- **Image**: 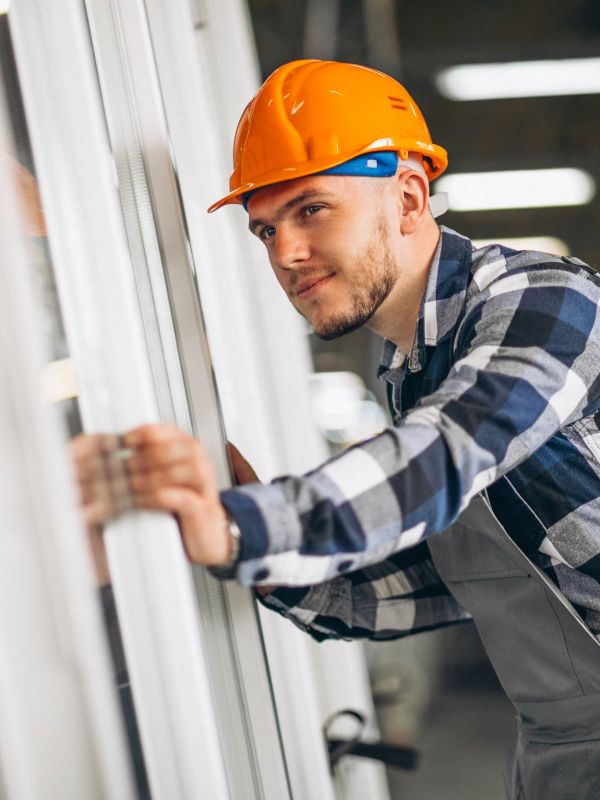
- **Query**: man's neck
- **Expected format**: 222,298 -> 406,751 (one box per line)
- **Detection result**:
368,223 -> 441,352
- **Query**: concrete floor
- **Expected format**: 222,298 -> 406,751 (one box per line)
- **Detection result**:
386,687 -> 517,800
365,622 -> 519,800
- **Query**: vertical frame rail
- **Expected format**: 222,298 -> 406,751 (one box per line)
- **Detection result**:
9,2 -> 231,798
0,71 -> 136,800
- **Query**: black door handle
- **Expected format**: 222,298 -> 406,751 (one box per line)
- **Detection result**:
324,708 -> 419,772
327,738 -> 419,771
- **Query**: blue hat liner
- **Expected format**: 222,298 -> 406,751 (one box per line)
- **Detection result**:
242,151 -> 399,210
319,150 -> 399,177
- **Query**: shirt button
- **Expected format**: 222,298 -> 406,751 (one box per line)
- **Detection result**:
337,560 -> 353,573
253,568 -> 270,582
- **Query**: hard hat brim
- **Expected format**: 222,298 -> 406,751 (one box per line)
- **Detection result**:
207,141 -> 448,213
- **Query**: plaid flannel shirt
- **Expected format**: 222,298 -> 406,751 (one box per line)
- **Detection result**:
220,226 -> 600,642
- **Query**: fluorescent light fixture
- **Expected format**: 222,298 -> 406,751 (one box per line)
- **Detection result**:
435,168 -> 595,212
472,237 -> 569,256
436,58 -> 600,101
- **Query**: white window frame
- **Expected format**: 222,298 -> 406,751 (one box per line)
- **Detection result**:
8,2 -> 234,798
0,72 -> 136,800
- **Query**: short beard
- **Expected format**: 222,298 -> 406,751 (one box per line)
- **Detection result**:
311,217 -> 398,341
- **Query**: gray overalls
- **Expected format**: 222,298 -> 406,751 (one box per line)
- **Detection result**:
427,492 -> 600,800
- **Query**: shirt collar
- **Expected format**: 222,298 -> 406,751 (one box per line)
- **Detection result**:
377,226 -> 473,381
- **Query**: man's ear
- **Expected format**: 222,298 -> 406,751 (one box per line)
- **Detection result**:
395,170 -> 430,234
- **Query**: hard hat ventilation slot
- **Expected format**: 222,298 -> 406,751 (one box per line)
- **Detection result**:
388,95 -> 408,110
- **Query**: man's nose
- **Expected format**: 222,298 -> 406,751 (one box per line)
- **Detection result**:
272,225 -> 311,270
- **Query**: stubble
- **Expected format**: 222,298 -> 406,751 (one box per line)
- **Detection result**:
310,216 -> 399,340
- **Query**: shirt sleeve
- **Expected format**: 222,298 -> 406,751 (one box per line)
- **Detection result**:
256,542 -> 471,642
221,264 -> 600,587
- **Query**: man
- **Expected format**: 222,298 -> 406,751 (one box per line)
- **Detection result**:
75,61 -> 600,798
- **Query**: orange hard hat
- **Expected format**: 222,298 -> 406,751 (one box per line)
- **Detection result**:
208,59 -> 447,213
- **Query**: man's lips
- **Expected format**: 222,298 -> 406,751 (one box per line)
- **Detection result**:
295,274 -> 335,299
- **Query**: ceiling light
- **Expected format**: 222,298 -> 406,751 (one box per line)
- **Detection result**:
436,58 -> 600,100
435,168 -> 595,212
471,237 -> 569,256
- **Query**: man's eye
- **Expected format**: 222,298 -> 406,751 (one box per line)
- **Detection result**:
304,204 -> 323,216
260,226 -> 276,241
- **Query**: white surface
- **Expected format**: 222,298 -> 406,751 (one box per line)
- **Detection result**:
10,1 -> 230,797
0,73 -> 135,800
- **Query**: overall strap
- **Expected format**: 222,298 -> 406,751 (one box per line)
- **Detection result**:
480,488 -> 600,649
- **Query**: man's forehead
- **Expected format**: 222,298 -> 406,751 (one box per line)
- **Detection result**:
247,174 -> 343,218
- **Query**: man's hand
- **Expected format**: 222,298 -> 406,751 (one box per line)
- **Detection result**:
123,424 -> 231,567
70,425 -> 233,568
69,425 -> 275,585
69,432 -> 130,585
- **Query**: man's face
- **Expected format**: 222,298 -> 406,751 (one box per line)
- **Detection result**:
247,174 -> 402,340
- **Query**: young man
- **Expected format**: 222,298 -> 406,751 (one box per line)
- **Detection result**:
76,61 -> 600,798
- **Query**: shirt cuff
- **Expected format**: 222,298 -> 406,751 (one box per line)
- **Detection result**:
219,482 -> 303,572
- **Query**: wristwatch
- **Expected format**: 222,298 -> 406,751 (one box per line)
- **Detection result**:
209,512 -> 242,579
223,513 -> 241,568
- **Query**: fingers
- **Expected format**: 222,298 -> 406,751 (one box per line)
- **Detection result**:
69,434 -> 129,586
127,439 -> 193,471
70,433 -> 131,527
132,486 -> 230,565
123,423 -> 191,449
122,427 -> 229,565
70,424 -> 233,567
120,425 -> 231,565
127,438 -> 218,502
125,425 -> 213,484
70,433 -> 122,482
70,432 -> 121,458
71,426 -> 216,518
128,458 -> 215,498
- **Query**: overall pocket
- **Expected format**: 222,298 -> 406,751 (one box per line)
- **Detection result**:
428,516 -> 584,704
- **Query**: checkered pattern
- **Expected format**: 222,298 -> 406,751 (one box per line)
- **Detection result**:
220,226 -> 600,641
